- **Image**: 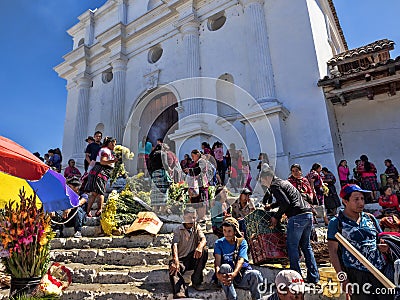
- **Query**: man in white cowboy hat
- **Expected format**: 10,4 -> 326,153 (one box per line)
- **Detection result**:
266,269 -> 305,300
214,217 -> 264,300
169,207 -> 208,299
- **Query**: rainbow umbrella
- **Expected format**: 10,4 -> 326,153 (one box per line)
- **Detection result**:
0,136 -> 79,212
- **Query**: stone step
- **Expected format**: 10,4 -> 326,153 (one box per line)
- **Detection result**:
59,282 -> 251,300
57,222 -> 183,237
50,232 -> 218,250
59,282 -> 342,300
60,225 -> 102,237
51,234 -> 173,250
51,246 -> 217,267
64,259 -> 282,285
64,263 -> 216,285
50,247 -> 172,267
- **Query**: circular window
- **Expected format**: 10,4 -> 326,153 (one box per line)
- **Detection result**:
102,71 -> 113,84
148,46 -> 163,64
208,14 -> 226,31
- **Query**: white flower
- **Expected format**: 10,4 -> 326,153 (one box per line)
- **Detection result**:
114,145 -> 135,160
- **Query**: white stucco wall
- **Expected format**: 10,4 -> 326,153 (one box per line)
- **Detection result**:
265,0 -> 341,174
335,94 -> 400,176
57,0 -> 347,178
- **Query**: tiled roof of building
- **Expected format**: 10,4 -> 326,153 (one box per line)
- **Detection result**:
320,56 -> 400,81
327,0 -> 348,51
328,39 -> 395,65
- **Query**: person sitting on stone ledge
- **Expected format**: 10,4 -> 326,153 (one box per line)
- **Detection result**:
228,188 -> 255,238
214,217 -> 264,300
51,177 -> 88,238
169,207 -> 208,299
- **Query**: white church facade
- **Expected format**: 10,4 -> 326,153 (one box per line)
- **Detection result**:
55,0 -> 349,178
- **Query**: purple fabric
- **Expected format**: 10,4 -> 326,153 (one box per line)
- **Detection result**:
28,169 -> 79,212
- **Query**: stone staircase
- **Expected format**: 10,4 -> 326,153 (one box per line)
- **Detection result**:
50,232 -> 255,300
45,213 -> 341,300
0,204 -> 343,299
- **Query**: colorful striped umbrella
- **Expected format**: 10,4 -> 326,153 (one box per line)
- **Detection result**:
0,136 -> 79,212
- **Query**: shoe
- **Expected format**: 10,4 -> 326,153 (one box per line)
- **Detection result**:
192,283 -> 208,291
173,292 -> 186,299
95,210 -> 102,217
74,231 -> 82,238
87,211 -> 93,218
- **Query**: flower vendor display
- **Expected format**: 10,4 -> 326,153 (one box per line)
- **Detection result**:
0,189 -> 55,298
110,145 -> 134,183
101,173 -> 152,235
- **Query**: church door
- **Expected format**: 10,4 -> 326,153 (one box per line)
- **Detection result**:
139,92 -> 178,151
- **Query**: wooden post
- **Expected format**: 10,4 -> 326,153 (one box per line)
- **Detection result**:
335,232 -> 395,289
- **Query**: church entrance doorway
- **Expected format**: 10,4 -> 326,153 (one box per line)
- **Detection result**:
139,92 -> 178,151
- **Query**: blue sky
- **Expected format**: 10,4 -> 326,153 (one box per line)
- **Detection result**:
0,0 -> 399,158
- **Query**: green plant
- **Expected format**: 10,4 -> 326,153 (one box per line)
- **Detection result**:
167,181 -> 189,214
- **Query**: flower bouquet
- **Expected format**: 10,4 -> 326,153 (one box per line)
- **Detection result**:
0,189 -> 55,297
33,262 -> 72,297
110,145 -> 134,183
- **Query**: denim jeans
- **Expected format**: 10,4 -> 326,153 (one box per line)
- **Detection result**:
73,207 -> 86,232
286,213 -> 319,283
219,264 -> 263,300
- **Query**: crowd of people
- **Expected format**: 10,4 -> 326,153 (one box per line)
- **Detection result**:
34,134 -> 400,299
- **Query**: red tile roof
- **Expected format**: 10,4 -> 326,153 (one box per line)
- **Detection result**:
328,39 -> 395,65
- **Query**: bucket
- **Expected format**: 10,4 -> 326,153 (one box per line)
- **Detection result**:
9,277 -> 41,298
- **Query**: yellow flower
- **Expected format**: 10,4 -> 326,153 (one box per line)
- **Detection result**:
39,236 -> 48,246
43,223 -> 52,233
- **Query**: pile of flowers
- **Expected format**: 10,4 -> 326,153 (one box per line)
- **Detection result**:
101,173 -> 152,235
126,173 -> 151,202
110,145 -> 135,183
100,190 -> 119,236
0,189 -> 54,279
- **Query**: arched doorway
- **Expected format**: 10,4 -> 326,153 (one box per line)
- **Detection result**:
139,92 -> 178,151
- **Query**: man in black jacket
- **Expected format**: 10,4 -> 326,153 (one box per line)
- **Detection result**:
261,164 -> 319,284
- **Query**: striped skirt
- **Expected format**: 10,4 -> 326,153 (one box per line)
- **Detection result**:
85,163 -> 113,195
150,169 -> 171,207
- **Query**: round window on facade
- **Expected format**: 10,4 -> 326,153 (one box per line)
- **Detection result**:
148,46 -> 163,64
102,70 -> 113,84
207,13 -> 226,31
